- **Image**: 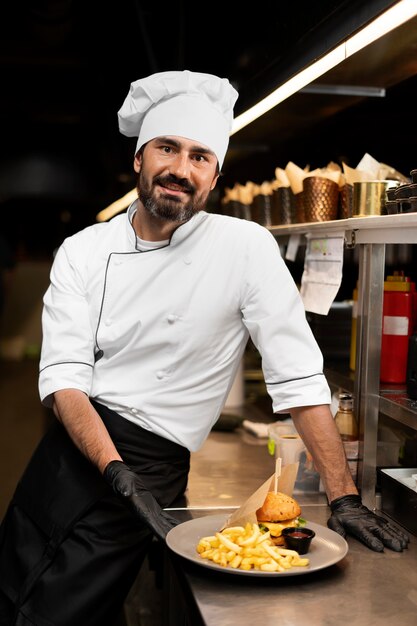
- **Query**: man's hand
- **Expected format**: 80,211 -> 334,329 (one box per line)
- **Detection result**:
104,460 -> 179,541
328,494 -> 409,552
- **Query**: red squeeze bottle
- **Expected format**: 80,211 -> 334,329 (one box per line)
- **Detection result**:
410,279 -> 417,332
380,272 -> 414,384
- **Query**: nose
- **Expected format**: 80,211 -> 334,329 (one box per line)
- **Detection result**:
169,151 -> 190,180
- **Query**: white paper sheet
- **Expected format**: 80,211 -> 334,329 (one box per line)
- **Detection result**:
285,234 -> 300,262
299,231 -> 344,315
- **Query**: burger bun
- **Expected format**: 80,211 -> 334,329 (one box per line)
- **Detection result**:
256,491 -> 301,523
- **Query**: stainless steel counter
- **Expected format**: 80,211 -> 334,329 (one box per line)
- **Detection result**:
163,421 -> 417,626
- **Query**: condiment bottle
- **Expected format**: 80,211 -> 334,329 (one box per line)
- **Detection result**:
334,392 -> 359,482
334,393 -> 358,441
380,271 -> 414,384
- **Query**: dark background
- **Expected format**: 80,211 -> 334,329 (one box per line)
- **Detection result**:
1,0 -> 415,260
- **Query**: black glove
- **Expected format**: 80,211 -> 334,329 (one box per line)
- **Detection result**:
104,460 -> 179,541
328,494 -> 409,552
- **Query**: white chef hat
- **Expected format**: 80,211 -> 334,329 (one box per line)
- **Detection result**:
118,70 -> 238,169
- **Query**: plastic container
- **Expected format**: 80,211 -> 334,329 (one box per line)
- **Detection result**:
394,184 -> 413,199
267,422 -> 323,493
267,421 -> 297,457
384,200 -> 399,214
386,187 -> 397,201
405,197 -> 417,214
282,527 -> 315,554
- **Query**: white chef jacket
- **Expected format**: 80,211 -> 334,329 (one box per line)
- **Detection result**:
39,202 -> 331,452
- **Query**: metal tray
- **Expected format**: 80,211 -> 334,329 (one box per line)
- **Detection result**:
379,467 -> 417,536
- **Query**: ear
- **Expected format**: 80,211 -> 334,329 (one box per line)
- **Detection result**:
210,173 -> 219,191
133,153 -> 142,173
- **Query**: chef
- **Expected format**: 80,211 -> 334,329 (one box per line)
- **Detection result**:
0,70 -> 408,626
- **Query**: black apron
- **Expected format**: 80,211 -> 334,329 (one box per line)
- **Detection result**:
0,402 -> 190,626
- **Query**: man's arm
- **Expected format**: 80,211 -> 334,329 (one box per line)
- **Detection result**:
53,388 -> 122,473
290,404 -> 409,552
289,404 -> 357,501
52,388 -> 178,540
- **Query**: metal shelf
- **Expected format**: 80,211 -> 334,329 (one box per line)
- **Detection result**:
324,368 -> 417,429
272,213 -> 417,508
269,213 -> 417,244
379,392 -> 417,430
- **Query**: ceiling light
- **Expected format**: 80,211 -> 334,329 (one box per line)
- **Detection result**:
97,0 -> 417,220
231,45 -> 346,134
231,0 -> 417,135
96,188 -> 137,222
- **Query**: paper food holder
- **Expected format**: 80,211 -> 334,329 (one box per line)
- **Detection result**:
221,463 -> 299,530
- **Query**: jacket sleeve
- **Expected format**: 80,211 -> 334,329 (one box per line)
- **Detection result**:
241,226 -> 331,412
39,236 -> 95,407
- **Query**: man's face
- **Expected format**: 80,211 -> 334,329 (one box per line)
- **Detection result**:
134,136 -> 219,223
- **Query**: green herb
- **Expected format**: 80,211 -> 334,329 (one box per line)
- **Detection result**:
298,517 -> 307,526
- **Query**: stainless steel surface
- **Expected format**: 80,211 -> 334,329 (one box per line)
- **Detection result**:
186,425 -> 276,508
379,393 -> 417,429
176,506 -> 417,626
186,416 -> 327,509
269,213 -> 417,243
356,243 -> 385,508
169,426 -> 417,626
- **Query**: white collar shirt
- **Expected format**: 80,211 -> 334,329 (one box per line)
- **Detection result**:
39,202 -> 330,452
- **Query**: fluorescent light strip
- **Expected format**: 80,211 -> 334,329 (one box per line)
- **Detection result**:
97,0 -> 417,220
96,188 -> 137,222
231,0 -> 417,135
231,45 -> 346,134
346,0 -> 417,56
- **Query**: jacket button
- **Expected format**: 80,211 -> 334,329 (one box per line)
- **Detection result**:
167,314 -> 176,323
131,408 -> 138,414
156,370 -> 164,379
105,318 -> 112,326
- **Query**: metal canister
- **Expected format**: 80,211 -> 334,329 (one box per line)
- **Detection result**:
303,176 -> 339,222
352,180 -> 400,217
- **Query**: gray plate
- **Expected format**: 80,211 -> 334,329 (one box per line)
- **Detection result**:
166,513 -> 348,577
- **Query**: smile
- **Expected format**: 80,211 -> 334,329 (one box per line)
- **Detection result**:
161,183 -> 188,194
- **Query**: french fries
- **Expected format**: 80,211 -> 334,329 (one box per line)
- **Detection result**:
196,522 -> 309,572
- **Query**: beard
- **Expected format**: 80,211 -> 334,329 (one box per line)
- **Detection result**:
137,172 -> 209,223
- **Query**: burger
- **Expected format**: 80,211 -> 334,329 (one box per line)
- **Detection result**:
256,491 -> 304,545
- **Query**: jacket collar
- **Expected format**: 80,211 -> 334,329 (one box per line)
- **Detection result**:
126,199 -> 208,249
